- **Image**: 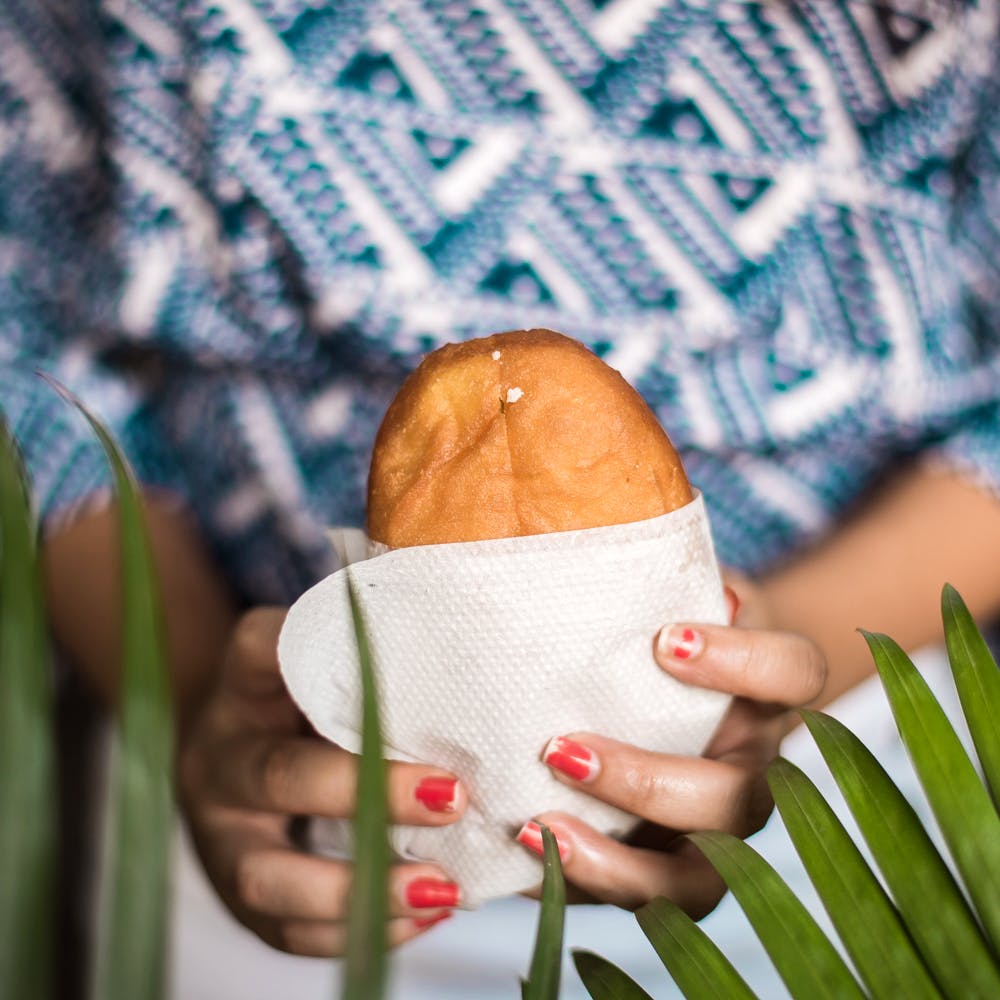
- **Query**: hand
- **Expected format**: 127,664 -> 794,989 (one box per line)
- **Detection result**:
518,576 -> 827,916
178,607 -> 468,956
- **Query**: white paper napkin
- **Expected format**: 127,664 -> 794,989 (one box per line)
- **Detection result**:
278,492 -> 730,907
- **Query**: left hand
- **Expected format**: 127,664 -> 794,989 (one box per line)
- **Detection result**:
518,576 -> 827,916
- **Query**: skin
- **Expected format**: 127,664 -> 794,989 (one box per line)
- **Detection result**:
42,461 -> 1000,956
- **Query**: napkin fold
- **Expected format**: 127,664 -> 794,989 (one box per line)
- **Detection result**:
278,492 -> 730,907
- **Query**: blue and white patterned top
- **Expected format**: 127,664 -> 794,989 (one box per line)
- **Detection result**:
2,0 -> 999,603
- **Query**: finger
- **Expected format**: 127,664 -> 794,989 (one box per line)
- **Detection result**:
234,852 -> 460,921
262,914 -> 438,958
221,607 -> 289,698
516,813 -> 725,916
212,736 -> 467,824
191,816 -> 460,954
538,733 -> 772,837
653,623 -> 827,706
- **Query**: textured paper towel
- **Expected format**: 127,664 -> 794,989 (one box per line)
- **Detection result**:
278,492 -> 730,907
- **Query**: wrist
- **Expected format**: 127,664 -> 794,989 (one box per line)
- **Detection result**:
42,492 -> 239,728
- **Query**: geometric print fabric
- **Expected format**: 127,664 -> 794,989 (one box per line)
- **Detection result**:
2,0 -> 999,600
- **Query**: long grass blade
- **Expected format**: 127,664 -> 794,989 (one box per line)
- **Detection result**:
689,831 -> 864,1000
635,896 -> 756,1000
571,949 -> 655,1000
0,419 -> 55,1000
768,757 -> 941,999
521,825 -> 566,1000
42,380 -> 176,1000
862,630 -> 1000,955
803,709 -> 1000,998
342,579 -> 391,1000
941,584 -> 1000,808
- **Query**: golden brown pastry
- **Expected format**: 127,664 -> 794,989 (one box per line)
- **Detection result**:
367,329 -> 692,547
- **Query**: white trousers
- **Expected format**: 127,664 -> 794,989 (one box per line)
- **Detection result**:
168,645 -> 966,1000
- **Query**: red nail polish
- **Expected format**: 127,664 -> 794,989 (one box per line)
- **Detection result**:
515,821 -> 570,862
669,627 -> 704,661
542,736 -> 600,782
413,911 -> 454,930
415,776 -> 459,813
724,585 -> 741,624
406,878 -> 461,909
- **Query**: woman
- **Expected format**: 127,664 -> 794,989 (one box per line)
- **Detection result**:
4,0 -> 1000,994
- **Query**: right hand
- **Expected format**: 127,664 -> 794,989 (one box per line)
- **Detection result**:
178,607 -> 468,956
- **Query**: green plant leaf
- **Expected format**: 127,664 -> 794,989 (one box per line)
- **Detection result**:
521,825 -> 566,1000
45,380 -> 175,1000
0,418 -> 55,1000
635,896 -> 756,1000
862,629 -> 1000,955
941,584 -> 1000,809
768,757 -> 940,999
689,831 -> 864,1000
571,949 -> 655,1000
803,709 -> 1000,998
342,579 -> 390,1000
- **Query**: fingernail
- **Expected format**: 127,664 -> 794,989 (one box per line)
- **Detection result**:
406,877 -> 461,909
413,911 -> 454,930
724,585 -> 741,623
515,821 -> 571,862
542,736 -> 600,783
657,625 -> 705,662
415,776 -> 459,813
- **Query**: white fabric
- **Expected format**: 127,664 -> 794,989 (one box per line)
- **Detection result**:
278,494 -> 730,906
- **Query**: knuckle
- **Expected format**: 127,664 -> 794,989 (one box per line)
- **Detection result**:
729,638 -> 757,690
803,643 -> 828,703
756,638 -> 791,688
234,853 -> 269,912
777,636 -> 827,704
260,740 -> 297,807
754,633 -> 825,704
621,763 -> 668,819
230,609 -> 273,661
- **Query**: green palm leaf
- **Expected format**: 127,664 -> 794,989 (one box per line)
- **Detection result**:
635,896 -> 756,1000
941,584 -> 1000,808
0,418 -> 55,1000
768,756 -> 940,999
342,579 -> 391,1000
572,949 -> 655,1000
862,629 -> 1000,955
44,380 -> 175,1000
573,588 -> 1000,1000
689,831 -> 864,999
803,709 -> 1000,998
521,825 -> 566,1000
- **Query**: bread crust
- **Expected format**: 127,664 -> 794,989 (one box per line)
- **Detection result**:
367,329 -> 692,547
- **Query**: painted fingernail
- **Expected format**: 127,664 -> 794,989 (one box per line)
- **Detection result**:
724,585 -> 741,624
515,821 -> 571,862
657,625 -> 705,662
405,877 -> 461,909
542,736 -> 600,783
413,911 -> 454,930
415,776 -> 459,813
